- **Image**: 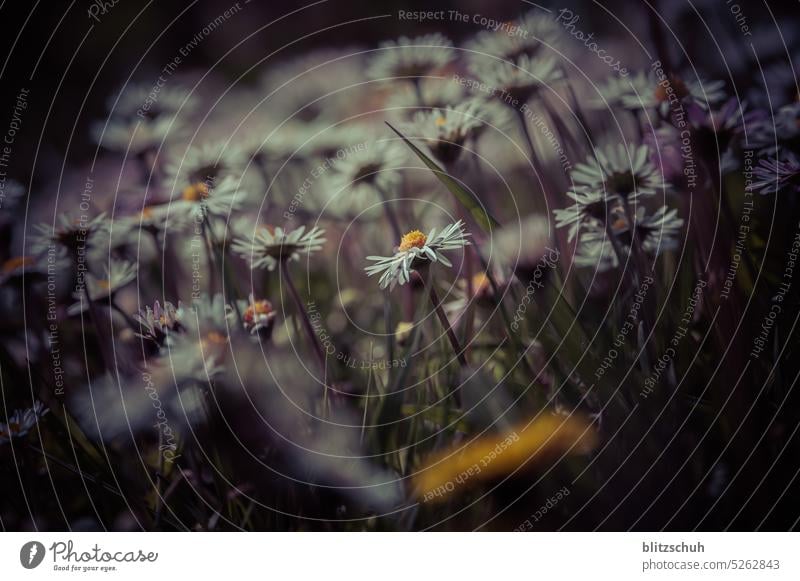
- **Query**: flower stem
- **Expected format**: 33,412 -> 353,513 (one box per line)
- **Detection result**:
426,277 -> 467,368
280,260 -> 327,369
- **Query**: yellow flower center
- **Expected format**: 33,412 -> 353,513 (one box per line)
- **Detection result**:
182,181 -> 210,202
399,230 -> 427,252
97,279 -> 111,290
434,115 -> 447,127
2,256 -> 33,273
204,331 -> 228,345
244,300 -> 273,325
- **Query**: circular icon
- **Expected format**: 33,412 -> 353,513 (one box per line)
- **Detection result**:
19,541 -> 45,569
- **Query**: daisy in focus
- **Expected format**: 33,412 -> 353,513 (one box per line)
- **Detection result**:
365,220 -> 471,290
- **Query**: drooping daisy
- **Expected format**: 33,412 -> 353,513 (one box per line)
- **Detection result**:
633,205 -> 684,255
68,260 -> 138,315
365,221 -> 471,290
554,190 -> 622,242
0,401 -> 48,443
573,229 -> 620,272
367,34 -> 455,81
570,143 -> 668,202
30,213 -> 109,256
232,224 -> 326,271
469,53 -> 564,105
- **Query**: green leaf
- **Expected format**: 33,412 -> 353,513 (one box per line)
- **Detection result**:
386,122 -> 499,234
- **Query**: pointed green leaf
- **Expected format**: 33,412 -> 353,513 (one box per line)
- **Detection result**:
386,122 -> 499,233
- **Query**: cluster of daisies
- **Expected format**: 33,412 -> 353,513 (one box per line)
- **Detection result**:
3,4 -> 787,453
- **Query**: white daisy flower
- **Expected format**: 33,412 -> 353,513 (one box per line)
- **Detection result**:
134,300 -> 184,346
365,220 -> 471,290
571,143 -> 668,202
554,190 -> 623,242
169,174 -> 246,220
469,53 -> 564,105
627,205 -> 684,255
92,84 -> 196,153
386,77 -> 467,118
30,213 -> 109,256
493,214 -> 555,279
619,72 -> 727,113
466,10 -> 564,62
68,260 -> 138,314
165,142 -> 245,192
367,34 -> 455,80
234,294 -> 277,335
406,99 -> 487,165
325,138 -> 406,214
0,401 -> 49,443
590,71 -> 651,110
232,224 -> 326,271
260,48 -> 368,123
574,229 -> 620,272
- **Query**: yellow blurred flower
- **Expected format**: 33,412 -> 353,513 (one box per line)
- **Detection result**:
414,414 -> 597,503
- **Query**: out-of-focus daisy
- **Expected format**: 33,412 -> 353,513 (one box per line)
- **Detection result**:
386,77 -> 467,119
0,401 -> 48,443
135,300 -> 184,346
574,230 -> 619,272
0,179 -> 25,225
750,153 -> 800,195
406,99 -> 486,165
493,214 -> 556,282
574,205 -> 683,271
466,10 -> 564,62
92,84 -> 196,154
554,189 -> 622,242
571,143 -> 667,202
590,71 -> 651,110
30,213 -> 109,256
68,260 -> 138,315
166,142 -> 245,192
260,48 -> 368,123
170,174 -> 245,220
325,139 -> 405,214
620,72 -> 726,113
181,293 -> 232,344
367,34 -> 455,81
234,294 -> 277,336
613,205 -> 684,255
469,54 -> 563,105
233,224 -> 326,271
365,221 -> 471,290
